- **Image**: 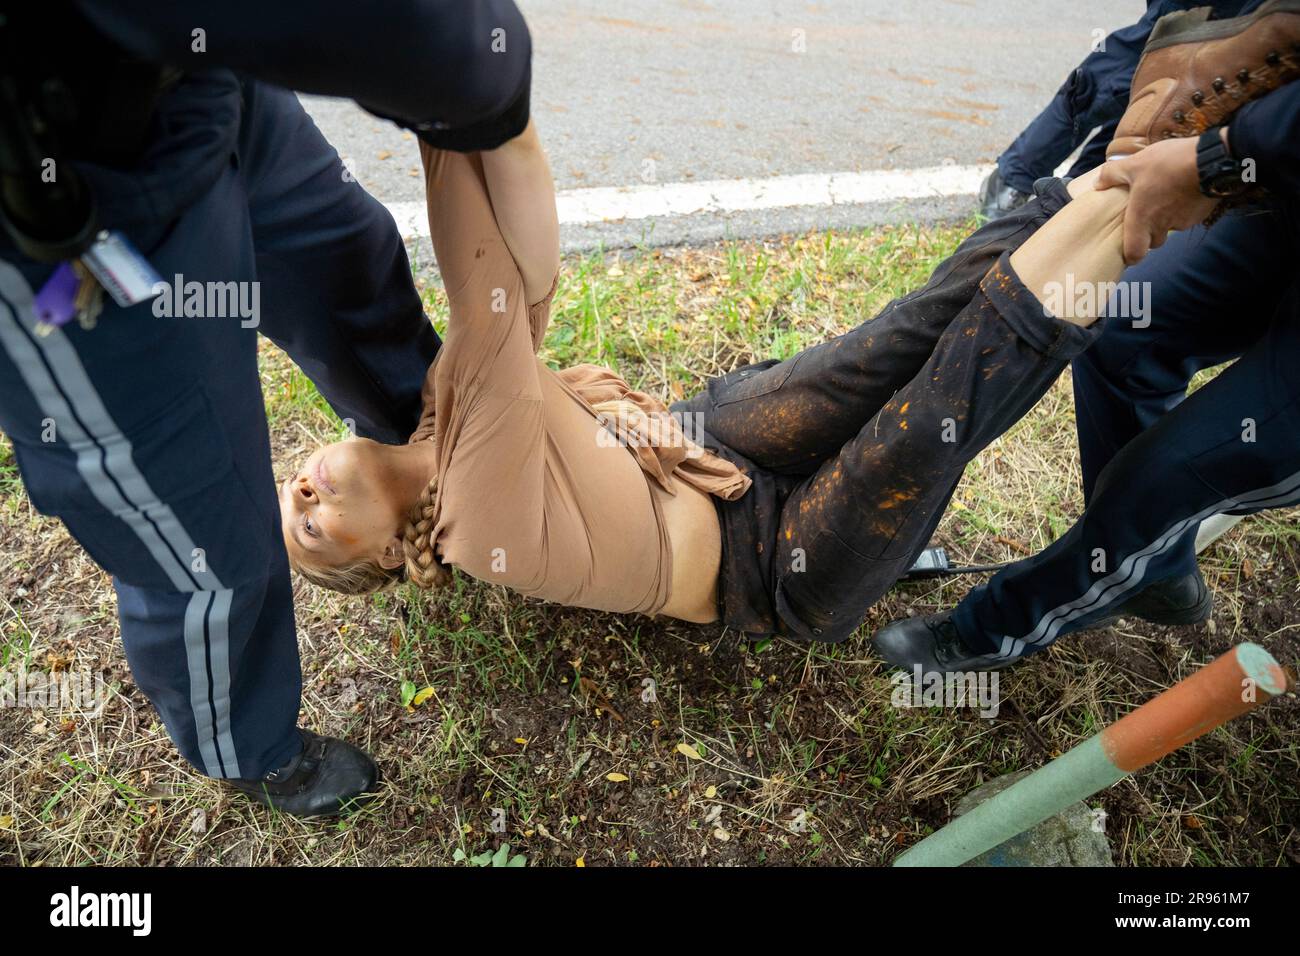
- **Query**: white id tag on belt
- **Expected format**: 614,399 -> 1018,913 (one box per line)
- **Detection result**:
79,230 -> 163,308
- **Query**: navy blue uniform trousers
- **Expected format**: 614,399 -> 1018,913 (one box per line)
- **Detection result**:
0,76 -> 438,777
951,198 -> 1300,661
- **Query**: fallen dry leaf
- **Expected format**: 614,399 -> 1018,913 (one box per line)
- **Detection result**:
578,676 -> 623,721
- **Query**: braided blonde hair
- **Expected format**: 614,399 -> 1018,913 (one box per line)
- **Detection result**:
401,475 -> 452,590
291,475 -> 451,595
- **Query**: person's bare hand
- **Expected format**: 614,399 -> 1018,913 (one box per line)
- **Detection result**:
1096,137 -> 1220,264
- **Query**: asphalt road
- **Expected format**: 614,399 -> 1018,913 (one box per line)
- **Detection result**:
303,0 -> 1139,248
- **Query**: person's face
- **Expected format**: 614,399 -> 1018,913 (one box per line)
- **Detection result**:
279,439 -> 405,572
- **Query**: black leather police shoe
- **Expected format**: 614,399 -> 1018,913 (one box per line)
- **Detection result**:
874,572 -> 1213,677
978,168 -> 1032,220
1096,568 -> 1213,628
227,729 -> 379,817
873,611 -> 1011,675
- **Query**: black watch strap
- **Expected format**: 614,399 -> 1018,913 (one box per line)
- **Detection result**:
1196,127 -> 1247,198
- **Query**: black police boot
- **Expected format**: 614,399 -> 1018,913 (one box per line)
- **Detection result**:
1097,568 -> 1213,628
978,168 -> 1032,220
872,610 -> 1012,675
227,729 -> 379,817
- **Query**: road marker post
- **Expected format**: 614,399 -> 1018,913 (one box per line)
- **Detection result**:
893,643 -> 1293,867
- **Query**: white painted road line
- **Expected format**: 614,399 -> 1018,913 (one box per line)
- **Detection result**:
384,163 -> 993,240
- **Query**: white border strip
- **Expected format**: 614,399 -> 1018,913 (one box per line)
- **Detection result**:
385,163 -> 992,239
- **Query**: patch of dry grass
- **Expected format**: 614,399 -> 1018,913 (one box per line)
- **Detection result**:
1,220 -> 1296,867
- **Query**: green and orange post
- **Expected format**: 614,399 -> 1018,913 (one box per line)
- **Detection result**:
893,643 -> 1293,867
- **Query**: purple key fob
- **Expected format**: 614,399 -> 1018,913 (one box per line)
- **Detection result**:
33,262 -> 79,328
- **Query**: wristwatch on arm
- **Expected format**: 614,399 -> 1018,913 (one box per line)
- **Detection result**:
1196,126 -> 1250,198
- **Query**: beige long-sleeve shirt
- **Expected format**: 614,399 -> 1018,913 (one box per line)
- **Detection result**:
408,145 -> 749,616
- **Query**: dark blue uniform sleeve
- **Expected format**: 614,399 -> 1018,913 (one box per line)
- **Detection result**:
72,0 -> 531,151
1228,82 -> 1300,200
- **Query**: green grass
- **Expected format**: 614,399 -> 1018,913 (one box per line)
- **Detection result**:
0,219 -> 1296,867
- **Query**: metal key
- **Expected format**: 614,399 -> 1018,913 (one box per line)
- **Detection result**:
71,259 -> 104,330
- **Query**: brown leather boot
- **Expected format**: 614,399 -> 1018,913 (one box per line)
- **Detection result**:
1108,0 -> 1300,158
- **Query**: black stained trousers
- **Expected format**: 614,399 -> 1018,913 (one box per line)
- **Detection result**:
674,178 -> 1103,642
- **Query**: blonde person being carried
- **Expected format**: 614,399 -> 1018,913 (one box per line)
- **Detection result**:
278,119 -> 1204,649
